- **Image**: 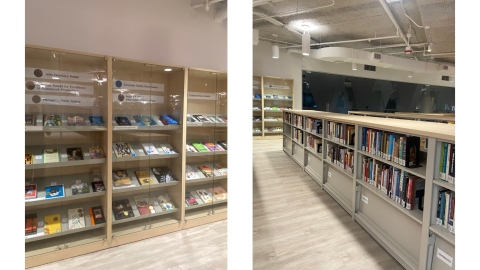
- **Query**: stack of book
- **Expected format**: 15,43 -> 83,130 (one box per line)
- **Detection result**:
437,190 -> 455,234
306,134 -> 322,154
294,115 -> 303,128
439,142 -> 455,185
294,128 -> 303,144
306,118 -> 322,134
186,141 -> 227,153
326,143 -> 354,172
327,122 -> 355,146
284,112 -> 291,123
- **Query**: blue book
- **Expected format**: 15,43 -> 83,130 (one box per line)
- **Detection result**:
254,94 -> 261,98
89,116 -> 105,126
442,143 -> 448,180
439,192 -> 446,225
46,184 -> 65,199
396,172 -> 401,201
362,128 -> 366,151
388,135 -> 393,159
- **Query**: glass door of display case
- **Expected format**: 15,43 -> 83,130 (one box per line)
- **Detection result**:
25,47 -> 108,257
212,72 -> 228,215
111,59 -> 183,238
185,69 -> 227,221
263,76 -> 293,139
253,75 -> 262,138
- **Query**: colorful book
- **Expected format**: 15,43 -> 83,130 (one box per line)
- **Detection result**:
25,184 -> 37,199
218,115 -> 227,122
134,195 -> 155,215
193,115 -> 210,123
196,189 -> 213,203
67,115 -> 85,126
67,147 -> 84,161
208,187 -> 227,201
203,142 -> 222,151
89,206 -> 105,225
160,115 -> 179,125
113,142 -> 135,157
115,117 -> 131,126
91,181 -> 105,192
112,199 -> 134,220
216,163 -> 228,176
156,194 -> 176,211
112,170 -> 132,187
25,214 -> 37,235
186,144 -> 198,153
89,116 -> 105,126
25,153 -> 33,164
43,114 -> 61,126
185,192 -> 198,206
199,165 -> 214,177
71,182 -> 89,195
135,170 -> 153,185
142,143 -> 160,155
133,115 -> 157,126
44,214 -> 61,235
89,147 -> 106,159
68,208 -> 86,230
160,144 -> 177,154
152,166 -> 177,183
43,149 -> 60,163
192,142 -> 210,152
45,184 -> 65,199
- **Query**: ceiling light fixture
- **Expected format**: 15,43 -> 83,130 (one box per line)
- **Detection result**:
164,68 -> 172,71
427,44 -> 432,52
272,44 -> 279,59
302,32 -> 310,56
352,63 -> 358,71
408,72 -> 413,78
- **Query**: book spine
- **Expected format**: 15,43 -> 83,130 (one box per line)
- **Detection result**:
445,143 -> 451,182
388,135 -> 393,161
443,192 -> 450,229
449,192 -> 455,233
89,207 -> 95,225
441,143 -> 448,180
439,192 -> 445,225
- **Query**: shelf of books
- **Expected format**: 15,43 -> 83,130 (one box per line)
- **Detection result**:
282,110 -> 455,270
185,69 -> 228,227
253,75 -> 263,139
252,75 -> 293,139
25,46 -> 109,261
25,45 -> 228,268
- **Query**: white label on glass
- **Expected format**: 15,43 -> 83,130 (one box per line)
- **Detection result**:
154,201 -> 160,206
436,248 -> 453,267
362,195 -> 368,204
26,94 -> 95,107
308,156 -> 311,161
113,94 -> 164,104
38,221 -> 44,227
264,84 -> 290,90
61,154 -> 67,158
187,92 -> 217,100
187,122 -> 202,126
76,180 -> 82,184
62,218 -> 68,223
113,79 -> 164,92
51,182 -> 57,186
328,171 -> 332,177
84,153 -> 90,157
25,67 -> 95,82
25,80 -> 94,95
114,125 -> 138,130
35,155 -> 42,159
130,120 -> 136,123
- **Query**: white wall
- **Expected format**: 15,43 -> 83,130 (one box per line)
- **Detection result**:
253,41 -> 455,110
25,0 -> 227,72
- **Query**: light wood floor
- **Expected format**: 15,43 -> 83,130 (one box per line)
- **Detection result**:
253,139 -> 404,270
29,220 -> 227,270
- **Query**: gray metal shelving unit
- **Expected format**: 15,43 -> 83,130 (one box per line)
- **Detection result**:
282,110 -> 455,270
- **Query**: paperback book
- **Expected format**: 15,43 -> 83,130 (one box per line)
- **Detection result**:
160,115 -> 179,125
203,142 -> 223,151
133,115 -> 157,126
25,214 -> 37,236
198,165 -> 214,177
186,144 -> 199,153
67,115 -> 85,126
134,195 -> 155,215
186,165 -> 200,180
25,153 -> 33,164
45,184 -> 65,199
193,115 -> 210,123
113,142 -> 135,157
160,144 -> 177,154
68,208 -> 86,230
196,189 -> 213,203
185,192 -> 198,206
44,214 -> 61,235
43,149 -> 60,163
141,143 -> 160,155
112,199 -> 135,220
208,187 -> 227,201
43,114 -> 61,126
156,194 -> 176,211
25,184 -> 37,199
91,181 -> 105,192
217,141 -> 227,150
186,114 -> 199,123
135,170 -> 153,185
89,147 -> 106,159
115,117 -> 131,126
112,170 -> 132,188
67,147 -> 84,161
216,163 -> 228,176
89,116 -> 105,126
89,206 -> 105,225
71,182 -> 89,195
152,166 -> 177,183
218,115 -> 227,122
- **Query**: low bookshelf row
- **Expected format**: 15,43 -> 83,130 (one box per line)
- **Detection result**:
24,45 -> 228,268
282,110 -> 455,270
253,75 -> 294,140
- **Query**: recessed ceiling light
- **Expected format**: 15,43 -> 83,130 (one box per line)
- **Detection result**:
165,68 -> 172,71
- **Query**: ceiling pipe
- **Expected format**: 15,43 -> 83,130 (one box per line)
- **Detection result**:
423,52 -> 455,57
279,34 -> 400,49
362,43 -> 428,50
253,0 -> 335,21
259,37 -> 300,46
253,0 -> 284,7
215,5 -> 228,22
191,0 -> 224,9
378,0 -> 408,45
405,13 -> 433,45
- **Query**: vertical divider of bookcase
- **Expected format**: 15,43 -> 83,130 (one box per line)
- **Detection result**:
352,123 -> 360,220
261,76 -> 265,139
106,56 -> 113,245
419,137 -> 437,270
180,68 -> 189,228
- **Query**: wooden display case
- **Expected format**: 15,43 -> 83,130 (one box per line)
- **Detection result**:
25,45 -> 227,268
252,75 -> 294,139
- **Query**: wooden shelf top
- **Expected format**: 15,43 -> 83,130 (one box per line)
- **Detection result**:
286,110 -> 455,142
348,111 -> 455,122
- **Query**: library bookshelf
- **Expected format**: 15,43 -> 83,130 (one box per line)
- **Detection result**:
25,45 -> 227,268
348,111 -> 455,123
252,75 -> 293,140
283,109 -> 455,270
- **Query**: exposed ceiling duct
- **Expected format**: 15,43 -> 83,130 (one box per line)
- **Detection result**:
192,0 -> 227,22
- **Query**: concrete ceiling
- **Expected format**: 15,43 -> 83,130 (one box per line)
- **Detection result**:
253,0 -> 455,65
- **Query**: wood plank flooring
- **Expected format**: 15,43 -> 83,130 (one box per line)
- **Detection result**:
29,220 -> 227,270
253,139 -> 404,270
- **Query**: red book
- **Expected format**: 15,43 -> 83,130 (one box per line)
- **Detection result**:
25,184 -> 37,199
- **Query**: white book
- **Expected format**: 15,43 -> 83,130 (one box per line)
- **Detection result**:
445,144 -> 451,182
185,165 -> 199,180
160,144 -> 177,154
443,192 -> 450,229
142,143 -> 160,155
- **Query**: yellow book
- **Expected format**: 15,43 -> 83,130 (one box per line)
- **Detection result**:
44,214 -> 61,235
135,170 -> 153,186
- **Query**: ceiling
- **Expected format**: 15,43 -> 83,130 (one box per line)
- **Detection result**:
253,0 -> 455,65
